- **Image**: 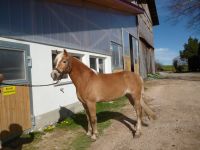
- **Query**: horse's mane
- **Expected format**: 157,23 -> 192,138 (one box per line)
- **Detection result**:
71,56 -> 97,74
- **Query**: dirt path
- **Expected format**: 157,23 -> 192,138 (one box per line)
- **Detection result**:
90,74 -> 200,150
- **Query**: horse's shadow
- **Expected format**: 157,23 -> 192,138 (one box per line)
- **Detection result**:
59,107 -> 139,137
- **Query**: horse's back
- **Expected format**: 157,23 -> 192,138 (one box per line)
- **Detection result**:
96,71 -> 141,85
85,71 -> 142,101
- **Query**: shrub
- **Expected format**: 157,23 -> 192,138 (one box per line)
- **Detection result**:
173,57 -> 188,72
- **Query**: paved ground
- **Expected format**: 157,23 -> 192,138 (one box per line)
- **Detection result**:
90,73 -> 200,150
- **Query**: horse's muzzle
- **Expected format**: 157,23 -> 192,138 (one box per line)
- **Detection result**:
51,70 -> 62,81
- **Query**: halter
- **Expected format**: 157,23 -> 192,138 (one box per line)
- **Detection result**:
55,68 -> 65,79
55,68 -> 63,74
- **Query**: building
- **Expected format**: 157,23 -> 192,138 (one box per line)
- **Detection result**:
137,0 -> 159,77
0,0 -> 159,142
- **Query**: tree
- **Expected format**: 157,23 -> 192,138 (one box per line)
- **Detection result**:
180,37 -> 199,59
179,37 -> 200,71
173,56 -> 187,72
168,0 -> 200,33
198,42 -> 200,56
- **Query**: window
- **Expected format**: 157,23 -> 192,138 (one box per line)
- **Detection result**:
110,42 -> 123,71
89,56 -> 105,73
0,49 -> 26,81
98,58 -> 104,73
90,57 -> 97,71
123,30 -> 132,71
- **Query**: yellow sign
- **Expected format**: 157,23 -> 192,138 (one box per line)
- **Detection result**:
3,86 -> 16,96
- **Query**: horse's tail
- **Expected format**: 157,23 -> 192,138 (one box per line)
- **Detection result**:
140,77 -> 157,120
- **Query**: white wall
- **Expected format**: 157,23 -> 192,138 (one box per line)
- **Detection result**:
0,37 -> 112,117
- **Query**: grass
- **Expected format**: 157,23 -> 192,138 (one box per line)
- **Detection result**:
21,97 -> 128,150
161,65 -> 175,72
66,97 -> 128,150
147,73 -> 162,80
69,132 -> 92,150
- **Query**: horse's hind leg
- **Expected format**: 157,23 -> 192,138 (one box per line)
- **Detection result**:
127,94 -> 142,137
82,103 -> 92,136
86,101 -> 97,141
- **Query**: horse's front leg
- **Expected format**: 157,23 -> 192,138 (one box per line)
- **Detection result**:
81,103 -> 92,136
87,101 -> 98,141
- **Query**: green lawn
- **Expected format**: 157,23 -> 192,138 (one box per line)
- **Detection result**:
161,65 -> 175,72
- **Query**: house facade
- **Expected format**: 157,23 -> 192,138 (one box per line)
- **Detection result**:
0,0 -> 158,142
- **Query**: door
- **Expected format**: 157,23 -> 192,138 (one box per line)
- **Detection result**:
0,41 -> 32,142
123,30 -> 132,71
122,30 -> 139,73
130,36 -> 139,74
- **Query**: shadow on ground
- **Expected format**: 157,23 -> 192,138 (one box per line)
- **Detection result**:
59,107 -> 138,137
0,124 -> 34,150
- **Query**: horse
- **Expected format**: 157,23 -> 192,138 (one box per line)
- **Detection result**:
51,49 -> 156,140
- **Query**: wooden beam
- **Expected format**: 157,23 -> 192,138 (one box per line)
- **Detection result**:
46,0 -> 144,14
86,0 -> 144,14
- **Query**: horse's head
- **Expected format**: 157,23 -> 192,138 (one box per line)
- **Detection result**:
51,49 -> 72,81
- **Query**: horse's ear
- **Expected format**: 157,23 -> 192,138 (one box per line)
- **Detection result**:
63,49 -> 68,56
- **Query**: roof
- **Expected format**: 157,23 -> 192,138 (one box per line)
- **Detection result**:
138,0 -> 159,26
147,0 -> 159,25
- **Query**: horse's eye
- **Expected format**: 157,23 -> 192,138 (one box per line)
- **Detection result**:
63,61 -> 66,63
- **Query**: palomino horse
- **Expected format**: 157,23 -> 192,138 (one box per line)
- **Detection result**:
51,49 -> 156,140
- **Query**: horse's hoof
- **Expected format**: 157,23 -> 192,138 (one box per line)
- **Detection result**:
134,131 -> 142,138
86,131 -> 92,136
91,134 -> 97,141
94,131 -> 99,136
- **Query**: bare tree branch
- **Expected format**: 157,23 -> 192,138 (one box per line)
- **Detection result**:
167,0 -> 200,34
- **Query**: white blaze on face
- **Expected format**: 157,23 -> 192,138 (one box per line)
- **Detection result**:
54,52 -> 64,69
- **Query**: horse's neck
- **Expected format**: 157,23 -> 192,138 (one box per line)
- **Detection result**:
69,57 -> 94,88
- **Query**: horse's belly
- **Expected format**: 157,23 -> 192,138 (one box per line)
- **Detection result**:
95,86 -> 126,102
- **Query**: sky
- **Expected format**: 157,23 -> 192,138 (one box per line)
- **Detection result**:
153,0 -> 200,65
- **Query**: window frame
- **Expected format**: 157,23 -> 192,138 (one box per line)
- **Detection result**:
89,56 -> 105,73
0,40 -> 30,85
110,41 -> 123,71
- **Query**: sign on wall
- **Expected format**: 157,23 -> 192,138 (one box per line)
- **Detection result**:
2,86 -> 16,96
